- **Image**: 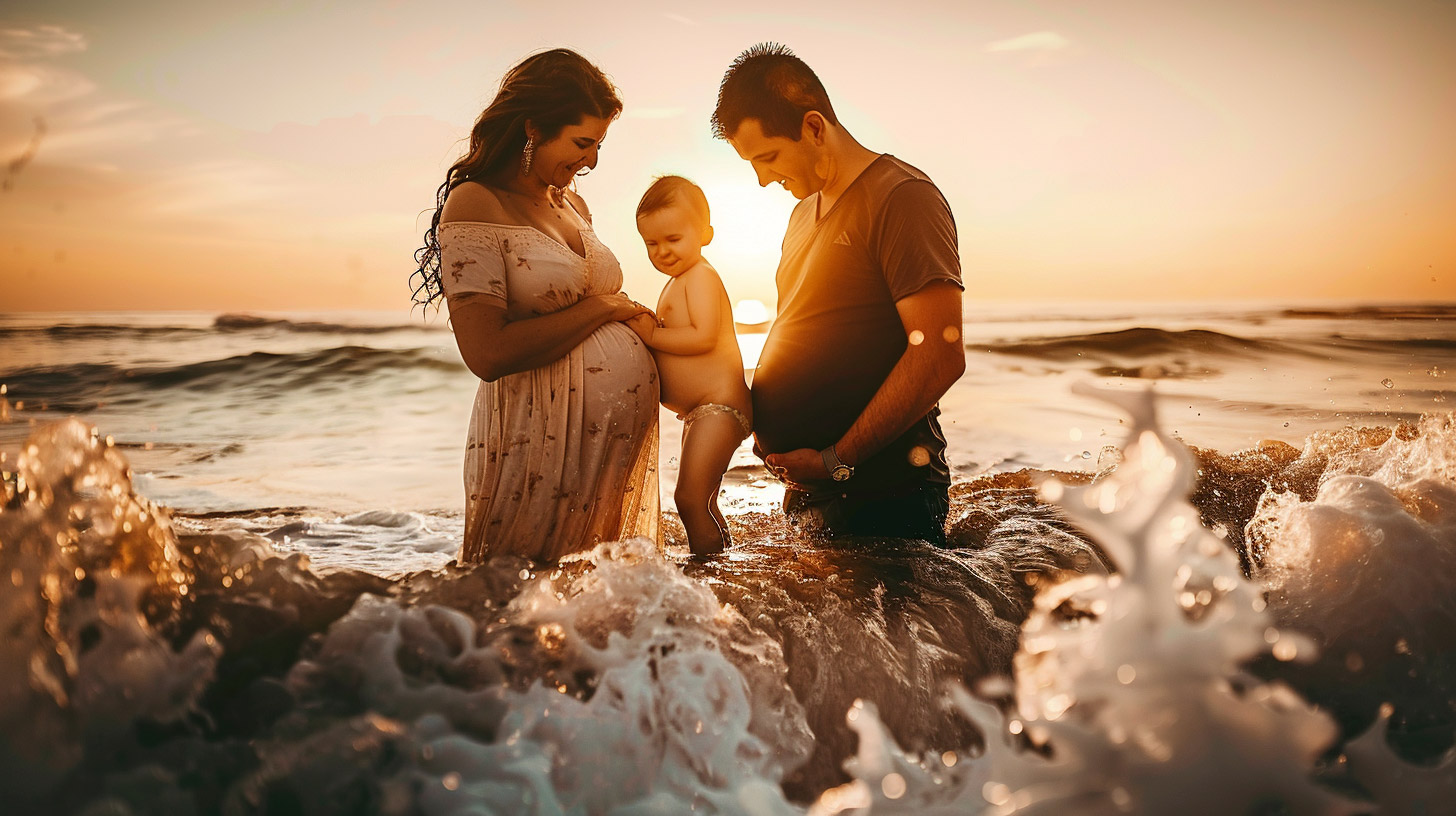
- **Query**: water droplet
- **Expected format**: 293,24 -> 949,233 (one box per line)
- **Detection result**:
1380,378 -> 1395,389
1080,450 -> 1092,459
1117,664 -> 1136,684
442,772 -> 461,791
1045,693 -> 1073,719
881,773 -> 906,799
941,750 -> 957,767
983,782 -> 1012,806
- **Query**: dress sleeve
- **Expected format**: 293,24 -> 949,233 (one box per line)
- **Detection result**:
874,179 -> 964,301
439,223 -> 509,309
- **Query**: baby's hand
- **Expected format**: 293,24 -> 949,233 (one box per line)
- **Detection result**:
624,312 -> 657,344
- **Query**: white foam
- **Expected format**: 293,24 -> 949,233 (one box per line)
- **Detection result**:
287,538 -> 811,814
810,386 -> 1376,814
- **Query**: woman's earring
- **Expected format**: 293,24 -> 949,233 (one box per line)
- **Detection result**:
520,134 -> 535,176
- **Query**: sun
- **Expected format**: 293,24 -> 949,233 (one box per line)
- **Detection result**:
696,178 -> 795,306
732,299 -> 770,326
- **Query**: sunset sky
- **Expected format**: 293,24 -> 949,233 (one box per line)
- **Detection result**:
1,0 -> 1453,312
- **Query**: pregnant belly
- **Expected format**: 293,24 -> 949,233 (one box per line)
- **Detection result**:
578,322 -> 659,420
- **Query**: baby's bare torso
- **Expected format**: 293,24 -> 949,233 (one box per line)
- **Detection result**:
653,263 -> 751,418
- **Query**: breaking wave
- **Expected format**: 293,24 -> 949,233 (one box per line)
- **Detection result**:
3,398 -> 1455,812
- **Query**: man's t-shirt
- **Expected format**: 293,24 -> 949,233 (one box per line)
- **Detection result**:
752,154 -> 963,498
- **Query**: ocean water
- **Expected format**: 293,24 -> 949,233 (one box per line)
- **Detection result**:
1,303 -> 1454,813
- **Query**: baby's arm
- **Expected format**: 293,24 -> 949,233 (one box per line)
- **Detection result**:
637,267 -> 724,356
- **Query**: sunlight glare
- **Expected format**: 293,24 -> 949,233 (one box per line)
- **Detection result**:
699,179 -> 794,304
733,299 -> 770,326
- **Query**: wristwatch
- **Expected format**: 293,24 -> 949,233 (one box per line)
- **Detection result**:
820,444 -> 854,482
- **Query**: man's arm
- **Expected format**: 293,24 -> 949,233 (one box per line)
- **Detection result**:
766,280 -> 965,482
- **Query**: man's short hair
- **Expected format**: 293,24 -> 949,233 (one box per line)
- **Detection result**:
710,43 -> 838,141
636,175 -> 711,230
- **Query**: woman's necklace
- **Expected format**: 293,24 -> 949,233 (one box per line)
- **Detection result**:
499,183 -> 567,221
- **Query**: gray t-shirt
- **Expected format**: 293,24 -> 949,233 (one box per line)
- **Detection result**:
752,154 -> 963,497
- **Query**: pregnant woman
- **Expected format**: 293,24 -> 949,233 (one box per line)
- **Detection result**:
412,49 -> 660,563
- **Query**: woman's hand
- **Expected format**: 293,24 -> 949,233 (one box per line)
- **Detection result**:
592,293 -> 653,323
624,312 -> 657,344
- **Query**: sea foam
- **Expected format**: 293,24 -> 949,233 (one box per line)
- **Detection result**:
4,399 -> 1456,813
809,389 -> 1454,815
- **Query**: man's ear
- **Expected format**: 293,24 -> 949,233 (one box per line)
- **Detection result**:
702,225 -> 715,246
802,111 -> 829,146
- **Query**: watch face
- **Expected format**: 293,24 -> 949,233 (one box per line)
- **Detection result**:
831,465 -> 852,482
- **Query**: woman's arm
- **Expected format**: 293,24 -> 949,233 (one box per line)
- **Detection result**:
440,183 -> 645,381
449,293 -> 646,382
636,267 -> 721,356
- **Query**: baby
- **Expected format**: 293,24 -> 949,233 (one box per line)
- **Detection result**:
629,176 -> 752,555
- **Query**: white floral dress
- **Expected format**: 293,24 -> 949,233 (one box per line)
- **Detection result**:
439,220 -> 659,562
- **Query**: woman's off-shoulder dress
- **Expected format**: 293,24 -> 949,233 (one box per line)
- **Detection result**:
438,220 -> 659,562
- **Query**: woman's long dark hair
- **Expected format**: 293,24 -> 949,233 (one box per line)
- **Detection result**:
411,49 -> 622,310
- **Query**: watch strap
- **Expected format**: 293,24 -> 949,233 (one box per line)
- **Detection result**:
820,444 -> 853,480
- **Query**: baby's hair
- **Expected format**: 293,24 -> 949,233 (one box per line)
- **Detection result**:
636,175 -> 711,231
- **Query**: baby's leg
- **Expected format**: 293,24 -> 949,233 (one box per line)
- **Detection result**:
676,411 -> 744,555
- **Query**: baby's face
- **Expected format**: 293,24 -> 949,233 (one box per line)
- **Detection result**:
636,204 -> 708,277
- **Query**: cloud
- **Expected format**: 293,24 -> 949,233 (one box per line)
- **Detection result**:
0,24 -> 171,168
0,25 -> 88,60
39,106 -> 190,159
985,31 -> 1070,54
0,62 -> 95,103
138,158 -> 294,216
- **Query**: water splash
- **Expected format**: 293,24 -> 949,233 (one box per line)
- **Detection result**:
6,402 -> 1454,813
811,385 -> 1383,815
0,419 -> 219,805
282,538 -> 812,814
1247,413 -> 1456,765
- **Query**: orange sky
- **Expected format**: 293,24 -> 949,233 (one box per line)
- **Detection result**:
1,0 -> 1453,313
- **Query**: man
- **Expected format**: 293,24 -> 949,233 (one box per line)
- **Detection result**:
712,43 -> 966,544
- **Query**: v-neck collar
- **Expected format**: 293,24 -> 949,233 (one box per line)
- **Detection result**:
813,153 -> 887,225
532,223 -> 590,261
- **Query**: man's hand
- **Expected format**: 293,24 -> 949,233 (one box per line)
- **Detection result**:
764,448 -> 829,488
